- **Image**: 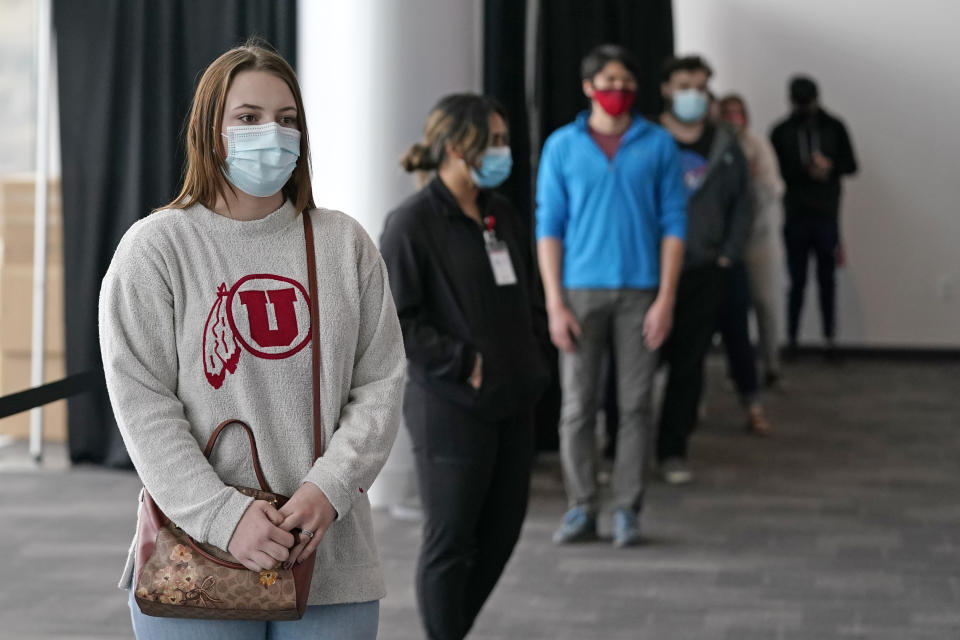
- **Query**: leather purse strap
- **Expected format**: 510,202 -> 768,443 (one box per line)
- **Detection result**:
203,419 -> 272,493
302,211 -> 323,460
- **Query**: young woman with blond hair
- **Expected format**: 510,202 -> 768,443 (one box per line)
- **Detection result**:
99,42 -> 404,638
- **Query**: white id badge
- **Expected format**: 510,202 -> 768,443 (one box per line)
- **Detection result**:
487,242 -> 518,286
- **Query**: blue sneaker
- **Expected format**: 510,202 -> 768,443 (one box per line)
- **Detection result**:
552,506 -> 597,544
612,509 -> 641,548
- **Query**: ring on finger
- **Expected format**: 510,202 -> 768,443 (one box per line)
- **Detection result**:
300,529 -> 315,539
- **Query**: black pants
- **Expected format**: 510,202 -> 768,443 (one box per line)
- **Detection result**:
784,214 -> 839,343
717,262 -> 759,405
657,264 -> 725,462
405,383 -> 534,640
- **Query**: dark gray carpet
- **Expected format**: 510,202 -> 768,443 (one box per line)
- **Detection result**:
2,357 -> 958,639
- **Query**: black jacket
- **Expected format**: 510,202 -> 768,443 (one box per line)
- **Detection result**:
380,178 -> 550,421
770,108 -> 857,217
683,124 -> 753,270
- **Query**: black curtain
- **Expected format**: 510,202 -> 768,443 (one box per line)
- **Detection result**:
535,0 -> 674,141
54,0 -> 296,466
483,0 -> 674,451
483,0 -> 533,220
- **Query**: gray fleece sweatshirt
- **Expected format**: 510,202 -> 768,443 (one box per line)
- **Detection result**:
99,199 -> 405,605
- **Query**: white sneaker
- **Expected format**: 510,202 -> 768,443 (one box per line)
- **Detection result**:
660,458 -> 693,485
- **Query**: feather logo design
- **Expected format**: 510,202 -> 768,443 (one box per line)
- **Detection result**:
202,275 -> 312,389
203,283 -> 241,389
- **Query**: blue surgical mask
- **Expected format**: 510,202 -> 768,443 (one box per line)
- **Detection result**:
470,146 -> 512,189
672,89 -> 709,123
221,123 -> 301,197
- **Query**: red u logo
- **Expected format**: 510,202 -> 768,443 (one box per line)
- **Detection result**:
238,288 -> 300,348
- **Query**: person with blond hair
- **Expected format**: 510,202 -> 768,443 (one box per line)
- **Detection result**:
100,42 -> 404,638
720,93 -> 785,389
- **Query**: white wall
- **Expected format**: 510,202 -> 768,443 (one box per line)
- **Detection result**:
298,0 -> 482,240
298,0 -> 483,508
674,0 -> 960,348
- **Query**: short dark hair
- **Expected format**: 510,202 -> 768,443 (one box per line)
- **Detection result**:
581,44 -> 641,82
789,75 -> 819,106
660,55 -> 714,83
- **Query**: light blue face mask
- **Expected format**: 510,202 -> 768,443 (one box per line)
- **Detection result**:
470,146 -> 513,189
221,122 -> 301,197
672,89 -> 709,123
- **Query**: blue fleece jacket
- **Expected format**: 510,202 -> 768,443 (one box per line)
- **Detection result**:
536,112 -> 686,289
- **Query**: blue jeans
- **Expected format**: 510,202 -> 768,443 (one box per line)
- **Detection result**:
128,587 -> 379,639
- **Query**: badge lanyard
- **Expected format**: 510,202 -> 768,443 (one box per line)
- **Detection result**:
482,215 -> 518,286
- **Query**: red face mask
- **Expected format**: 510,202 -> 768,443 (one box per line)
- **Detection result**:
593,88 -> 637,117
725,113 -> 746,128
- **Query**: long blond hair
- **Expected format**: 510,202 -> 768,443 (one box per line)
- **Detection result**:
161,41 -> 315,213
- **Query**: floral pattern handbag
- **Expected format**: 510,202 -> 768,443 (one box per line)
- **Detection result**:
132,212 -> 324,620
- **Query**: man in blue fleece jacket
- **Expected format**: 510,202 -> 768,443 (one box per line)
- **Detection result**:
536,44 -> 686,548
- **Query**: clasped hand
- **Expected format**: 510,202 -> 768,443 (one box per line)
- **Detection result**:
809,151 -> 833,181
227,482 -> 337,572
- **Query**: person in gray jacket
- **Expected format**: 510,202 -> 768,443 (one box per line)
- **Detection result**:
655,55 -> 753,483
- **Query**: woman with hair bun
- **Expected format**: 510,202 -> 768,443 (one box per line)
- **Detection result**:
380,93 -> 550,639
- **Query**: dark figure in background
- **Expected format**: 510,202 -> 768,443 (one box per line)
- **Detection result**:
380,94 -> 550,640
770,76 -> 857,355
656,55 -> 753,484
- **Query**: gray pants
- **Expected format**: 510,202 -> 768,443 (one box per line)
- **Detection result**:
559,289 -> 657,513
